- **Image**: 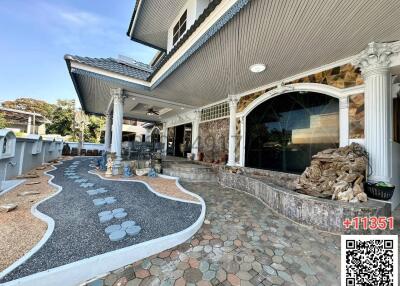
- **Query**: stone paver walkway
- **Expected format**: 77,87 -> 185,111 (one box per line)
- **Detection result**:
88,182 -> 341,286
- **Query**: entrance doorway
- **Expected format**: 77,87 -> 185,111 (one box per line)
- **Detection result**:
167,123 -> 192,157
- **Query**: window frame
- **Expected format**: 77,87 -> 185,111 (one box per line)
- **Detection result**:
172,10 -> 187,46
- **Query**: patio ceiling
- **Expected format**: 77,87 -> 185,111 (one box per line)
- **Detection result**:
68,0 -> 400,121
128,0 -> 188,50
150,0 -> 400,105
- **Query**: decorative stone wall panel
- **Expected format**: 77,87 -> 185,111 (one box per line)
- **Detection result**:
198,118 -> 229,162
237,63 -> 363,112
349,93 -> 365,139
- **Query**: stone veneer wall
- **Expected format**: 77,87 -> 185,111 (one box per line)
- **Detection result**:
198,118 -> 229,162
218,171 -> 391,234
349,93 -> 365,139
237,63 -> 363,112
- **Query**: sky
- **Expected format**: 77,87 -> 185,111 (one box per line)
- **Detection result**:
0,0 -> 157,104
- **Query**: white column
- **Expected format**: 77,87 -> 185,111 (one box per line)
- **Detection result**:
339,97 -> 349,147
27,116 -> 32,134
104,112 -> 112,152
239,115 -> 245,166
354,42 -> 394,182
162,122 -> 168,156
110,88 -> 124,172
191,109 -> 201,160
227,95 -> 239,166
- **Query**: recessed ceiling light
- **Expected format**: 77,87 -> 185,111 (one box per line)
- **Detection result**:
249,64 -> 266,73
131,97 -> 136,100
180,107 -> 184,110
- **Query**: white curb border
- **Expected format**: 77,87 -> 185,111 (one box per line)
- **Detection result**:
0,161 -> 64,281
1,160 -> 205,286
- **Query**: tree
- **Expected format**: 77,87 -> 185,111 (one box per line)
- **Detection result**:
0,113 -> 7,128
85,115 -> 105,143
2,98 -> 55,119
46,100 -> 75,137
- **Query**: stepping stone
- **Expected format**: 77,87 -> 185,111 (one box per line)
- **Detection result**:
121,221 -> 136,229
36,166 -> 46,170
104,197 -> 116,204
68,176 -> 80,179
109,230 -> 126,242
99,213 -> 114,223
114,212 -> 128,219
75,179 -> 88,183
18,191 -> 40,197
93,197 -> 116,206
126,225 -> 141,236
112,208 -> 125,214
0,203 -> 18,213
98,211 -> 112,217
80,183 -> 94,188
25,181 -> 40,185
105,224 -> 122,234
93,199 -> 106,206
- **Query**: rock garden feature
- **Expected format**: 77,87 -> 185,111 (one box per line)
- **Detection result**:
296,143 -> 369,202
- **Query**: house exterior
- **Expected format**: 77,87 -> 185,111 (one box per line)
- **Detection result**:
0,107 -> 51,135
65,0 -> 400,209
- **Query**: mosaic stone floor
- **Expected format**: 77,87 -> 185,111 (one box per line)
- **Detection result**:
88,182 -> 342,286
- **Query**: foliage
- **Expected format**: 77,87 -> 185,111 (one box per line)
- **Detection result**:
46,100 -> 75,137
0,112 -> 7,128
2,98 -> 55,119
85,115 -> 105,143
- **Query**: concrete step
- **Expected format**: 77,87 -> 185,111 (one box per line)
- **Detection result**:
163,168 -> 218,182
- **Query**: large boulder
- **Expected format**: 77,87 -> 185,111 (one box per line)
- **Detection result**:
296,143 -> 369,202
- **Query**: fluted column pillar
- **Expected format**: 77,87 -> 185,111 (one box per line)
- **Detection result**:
227,95 -> 239,166
162,122 -> 168,156
191,109 -> 201,160
110,88 -> 124,173
354,42 -> 394,182
339,97 -> 349,147
104,112 -> 112,152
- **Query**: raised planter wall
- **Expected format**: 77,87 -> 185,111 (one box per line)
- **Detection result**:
219,171 -> 391,234
0,137 -> 62,180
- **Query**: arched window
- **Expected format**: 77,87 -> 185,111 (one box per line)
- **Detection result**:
245,91 -> 339,173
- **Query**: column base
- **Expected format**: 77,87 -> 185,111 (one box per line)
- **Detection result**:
112,157 -> 122,176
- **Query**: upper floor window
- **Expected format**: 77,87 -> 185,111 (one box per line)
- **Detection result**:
173,10 -> 187,46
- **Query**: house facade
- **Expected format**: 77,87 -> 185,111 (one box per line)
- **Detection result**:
65,0 -> 400,209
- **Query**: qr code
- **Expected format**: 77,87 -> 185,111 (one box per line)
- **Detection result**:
342,235 -> 398,286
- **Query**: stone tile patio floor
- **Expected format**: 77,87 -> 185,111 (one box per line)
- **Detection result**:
88,182 -> 342,286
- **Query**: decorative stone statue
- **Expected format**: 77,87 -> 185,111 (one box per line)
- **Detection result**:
123,162 -> 132,177
98,152 -> 107,171
148,168 -> 157,177
105,157 -> 113,177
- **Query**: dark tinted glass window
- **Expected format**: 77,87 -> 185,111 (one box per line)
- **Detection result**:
173,10 -> 187,45
245,92 -> 339,173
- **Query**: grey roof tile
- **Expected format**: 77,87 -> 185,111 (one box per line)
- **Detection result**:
65,55 -> 152,81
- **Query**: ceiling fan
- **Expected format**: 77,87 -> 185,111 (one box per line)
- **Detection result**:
146,108 -> 159,116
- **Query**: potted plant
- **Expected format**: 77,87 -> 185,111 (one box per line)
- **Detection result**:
364,181 -> 395,200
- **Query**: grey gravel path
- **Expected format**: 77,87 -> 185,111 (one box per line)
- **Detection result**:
1,158 -> 201,283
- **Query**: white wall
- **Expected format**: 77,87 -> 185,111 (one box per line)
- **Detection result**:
65,142 -> 105,151
0,138 -> 62,181
167,0 -> 209,52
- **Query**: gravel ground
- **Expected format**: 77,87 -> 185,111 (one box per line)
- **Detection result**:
0,164 -> 56,272
1,158 -> 201,283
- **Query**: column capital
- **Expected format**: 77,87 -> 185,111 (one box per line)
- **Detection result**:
353,42 -> 395,75
194,109 -> 202,121
111,88 -> 125,102
228,95 -> 239,108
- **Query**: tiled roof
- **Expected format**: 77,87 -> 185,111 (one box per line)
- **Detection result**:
65,55 -> 153,81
